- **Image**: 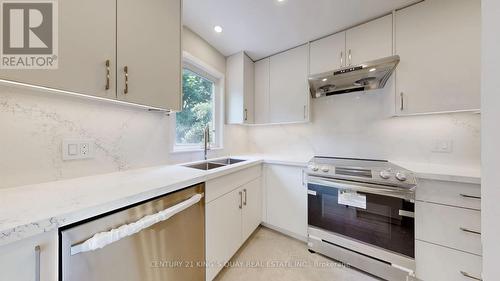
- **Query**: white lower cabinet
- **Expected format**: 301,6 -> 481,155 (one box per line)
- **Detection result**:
416,240 -> 482,281
0,231 -> 58,281
264,164 -> 307,239
205,168 -> 262,281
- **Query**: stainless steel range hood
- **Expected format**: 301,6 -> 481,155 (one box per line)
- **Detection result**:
308,55 -> 400,98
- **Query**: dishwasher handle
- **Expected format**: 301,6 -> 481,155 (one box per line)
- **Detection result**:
70,193 -> 203,256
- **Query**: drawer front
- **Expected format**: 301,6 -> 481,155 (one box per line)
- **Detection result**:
416,240 -> 482,281
416,202 -> 481,255
416,179 -> 481,210
206,165 -> 262,203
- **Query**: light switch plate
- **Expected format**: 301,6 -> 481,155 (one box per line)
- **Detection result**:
62,139 -> 95,160
432,140 -> 453,153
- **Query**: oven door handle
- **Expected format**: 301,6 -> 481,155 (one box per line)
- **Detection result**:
307,176 -> 414,200
70,193 -> 203,256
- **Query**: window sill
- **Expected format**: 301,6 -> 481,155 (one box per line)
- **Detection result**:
170,146 -> 224,154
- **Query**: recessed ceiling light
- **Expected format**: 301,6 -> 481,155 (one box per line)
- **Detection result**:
322,78 -> 328,82
214,25 -> 223,33
369,68 -> 376,72
277,0 -> 286,2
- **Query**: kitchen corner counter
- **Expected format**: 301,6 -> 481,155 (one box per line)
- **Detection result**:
0,157 -> 263,247
393,161 -> 481,185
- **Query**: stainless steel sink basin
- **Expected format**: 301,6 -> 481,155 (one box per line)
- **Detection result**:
210,158 -> 246,165
184,158 -> 246,170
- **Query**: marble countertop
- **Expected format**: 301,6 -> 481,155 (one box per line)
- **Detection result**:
0,154 -> 480,247
0,156 -> 263,247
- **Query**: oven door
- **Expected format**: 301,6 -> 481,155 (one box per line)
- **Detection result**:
307,176 -> 415,258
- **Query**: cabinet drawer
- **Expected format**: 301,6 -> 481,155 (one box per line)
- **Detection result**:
416,202 -> 481,255
416,240 -> 482,281
206,165 -> 262,203
416,179 -> 481,210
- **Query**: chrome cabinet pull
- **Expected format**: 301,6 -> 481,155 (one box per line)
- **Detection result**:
340,51 -> 343,67
239,191 -> 243,209
105,60 -> 110,90
124,66 -> 129,94
348,49 -> 352,66
460,194 -> 481,200
243,189 -> 247,206
244,109 -> 248,121
400,92 -> 404,111
460,227 -> 481,235
35,245 -> 41,281
303,105 -> 307,119
460,271 -> 482,280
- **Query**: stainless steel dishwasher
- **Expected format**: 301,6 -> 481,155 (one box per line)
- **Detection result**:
60,183 -> 205,281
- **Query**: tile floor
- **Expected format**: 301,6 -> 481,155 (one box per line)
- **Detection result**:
214,227 -> 379,281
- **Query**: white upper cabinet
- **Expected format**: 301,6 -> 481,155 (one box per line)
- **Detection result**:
309,14 -> 392,75
117,0 -> 182,110
0,0 -> 117,100
346,14 -> 393,66
226,52 -> 255,124
395,0 -> 481,114
309,32 -> 346,75
269,44 -> 309,123
254,58 -> 270,124
0,0 -> 182,111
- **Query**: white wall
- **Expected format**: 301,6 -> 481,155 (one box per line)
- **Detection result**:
481,0 -> 500,279
0,27 -> 248,189
247,89 -> 480,168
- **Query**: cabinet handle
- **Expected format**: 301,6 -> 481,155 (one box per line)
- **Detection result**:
35,245 -> 41,281
244,109 -> 248,121
124,66 -> 129,94
239,191 -> 243,209
460,271 -> 482,280
400,92 -> 404,111
243,189 -> 247,206
303,105 -> 307,119
460,194 -> 481,200
460,227 -> 481,235
105,60 -> 110,90
340,51 -> 343,67
348,49 -> 352,66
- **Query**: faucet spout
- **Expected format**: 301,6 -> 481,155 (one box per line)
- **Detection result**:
204,125 -> 210,160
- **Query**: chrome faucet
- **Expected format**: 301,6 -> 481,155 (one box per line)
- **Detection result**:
204,125 -> 210,160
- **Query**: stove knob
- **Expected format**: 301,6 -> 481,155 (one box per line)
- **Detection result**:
308,164 -> 319,172
379,170 -> 391,179
396,172 -> 407,182
321,166 -> 330,172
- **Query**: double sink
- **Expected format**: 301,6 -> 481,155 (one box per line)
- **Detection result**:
184,158 -> 246,171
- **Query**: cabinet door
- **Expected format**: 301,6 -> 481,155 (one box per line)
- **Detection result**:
269,45 -> 309,123
116,0 -> 182,110
241,178 -> 263,241
243,54 -> 255,124
395,0 -> 481,114
346,14 -> 393,66
309,32 -> 346,75
0,231 -> 58,281
205,189 -> 242,281
265,164 -> 307,239
254,58 -> 270,124
226,52 -> 254,124
0,0 -> 116,99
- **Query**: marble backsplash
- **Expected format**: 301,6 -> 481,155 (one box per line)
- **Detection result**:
0,84 -> 248,189
247,90 -> 481,168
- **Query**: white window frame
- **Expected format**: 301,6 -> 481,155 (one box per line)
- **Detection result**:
171,51 -> 225,153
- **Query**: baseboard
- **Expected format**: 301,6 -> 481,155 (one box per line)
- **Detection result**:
260,223 -> 308,242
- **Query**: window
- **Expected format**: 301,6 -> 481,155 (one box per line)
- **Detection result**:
173,57 -> 223,152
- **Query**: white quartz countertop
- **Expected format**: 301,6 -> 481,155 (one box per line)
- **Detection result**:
392,160 -> 481,185
0,157 -> 263,247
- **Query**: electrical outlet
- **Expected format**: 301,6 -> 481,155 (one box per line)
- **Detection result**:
432,140 -> 453,153
62,139 -> 95,160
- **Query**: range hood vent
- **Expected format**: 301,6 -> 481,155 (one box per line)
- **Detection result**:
308,55 -> 400,98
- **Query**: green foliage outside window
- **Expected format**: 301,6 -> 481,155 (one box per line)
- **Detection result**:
176,68 -> 214,145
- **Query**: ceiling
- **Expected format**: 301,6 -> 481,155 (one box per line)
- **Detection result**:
183,0 -> 419,61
